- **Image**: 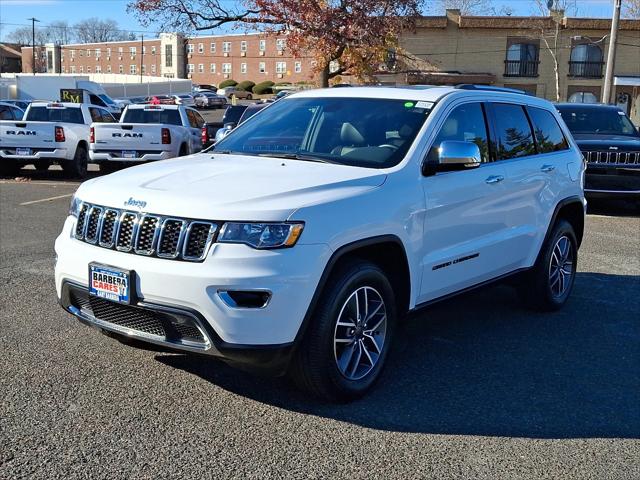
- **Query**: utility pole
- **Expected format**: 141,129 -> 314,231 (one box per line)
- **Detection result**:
140,34 -> 144,83
602,0 -> 622,104
28,17 -> 40,75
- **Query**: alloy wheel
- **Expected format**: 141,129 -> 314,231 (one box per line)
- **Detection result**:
549,235 -> 574,298
333,286 -> 387,381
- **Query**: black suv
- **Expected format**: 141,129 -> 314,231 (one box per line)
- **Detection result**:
556,103 -> 640,199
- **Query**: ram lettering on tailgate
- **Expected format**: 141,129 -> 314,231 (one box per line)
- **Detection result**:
112,132 -> 143,138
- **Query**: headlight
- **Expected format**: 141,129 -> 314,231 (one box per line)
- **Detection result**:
69,194 -> 82,218
218,222 -> 304,249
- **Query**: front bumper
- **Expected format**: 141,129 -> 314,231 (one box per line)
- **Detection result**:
55,216 -> 331,369
585,165 -> 640,198
90,150 -> 175,163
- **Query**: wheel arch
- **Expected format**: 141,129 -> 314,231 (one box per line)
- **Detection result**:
541,196 -> 586,256
293,235 -> 411,349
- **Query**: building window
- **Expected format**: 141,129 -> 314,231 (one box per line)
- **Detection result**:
70,49 -> 75,59
276,39 -> 285,51
87,66 -> 91,73
61,50 -> 65,61
504,41 -> 539,77
61,66 -> 66,73
165,44 -> 173,67
151,64 -> 156,74
569,43 -> 604,78
223,42 -> 231,53
151,46 -> 156,55
294,61 -> 302,73
187,64 -> 195,74
106,48 -> 111,57
118,65 -> 123,74
222,63 -> 231,74
118,47 -> 123,55
259,62 -> 266,73
130,64 -> 137,74
95,49 -> 101,58
210,63 -> 216,73
198,43 -> 204,54
107,65 -> 111,73
70,66 -> 76,73
79,50 -> 83,57
96,65 -> 101,73
187,44 -> 194,54
86,49 -> 90,56
240,63 -> 247,74
240,41 -> 247,52
259,39 -> 266,52
142,46 -> 147,55
141,65 -> 146,74
79,66 -> 84,73
130,47 -> 136,56
568,91 -> 599,103
210,42 -> 216,53
198,63 -> 204,73
276,61 -> 286,74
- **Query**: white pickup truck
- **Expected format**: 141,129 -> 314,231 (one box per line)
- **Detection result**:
89,104 -> 205,172
0,102 -> 116,177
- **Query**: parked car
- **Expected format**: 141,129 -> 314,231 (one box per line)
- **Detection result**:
89,103 -> 205,173
172,94 -> 196,107
0,101 -> 25,120
0,101 -> 115,177
56,86 -> 586,401
217,86 -> 253,100
1,99 -> 31,111
213,104 -> 248,143
202,103 -> 269,149
194,92 -> 228,109
145,95 -> 176,105
556,103 -> 640,200
194,84 -> 216,92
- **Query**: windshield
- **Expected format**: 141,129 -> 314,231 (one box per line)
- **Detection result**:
214,97 -> 431,168
122,108 -> 182,125
98,94 -> 116,106
26,106 -> 84,124
557,107 -> 639,137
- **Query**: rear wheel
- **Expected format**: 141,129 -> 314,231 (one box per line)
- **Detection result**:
518,219 -> 577,311
62,144 -> 88,179
179,144 -> 188,157
290,260 -> 396,402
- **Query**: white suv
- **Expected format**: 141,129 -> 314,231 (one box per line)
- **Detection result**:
55,86 -> 586,401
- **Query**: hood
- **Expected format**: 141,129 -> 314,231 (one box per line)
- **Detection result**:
572,134 -> 640,152
77,153 -> 387,221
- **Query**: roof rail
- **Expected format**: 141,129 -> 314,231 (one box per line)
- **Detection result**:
455,84 -> 532,95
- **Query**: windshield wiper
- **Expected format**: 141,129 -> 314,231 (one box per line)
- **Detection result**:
255,152 -> 337,164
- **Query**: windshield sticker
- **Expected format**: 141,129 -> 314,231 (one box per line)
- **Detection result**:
415,101 -> 434,109
404,102 -> 415,108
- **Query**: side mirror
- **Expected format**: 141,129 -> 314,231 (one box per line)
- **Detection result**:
423,140 -> 482,175
223,122 -> 236,130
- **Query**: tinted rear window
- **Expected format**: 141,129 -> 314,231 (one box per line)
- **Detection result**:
527,107 -> 569,153
122,108 -> 182,126
491,103 -> 536,160
26,106 -> 84,124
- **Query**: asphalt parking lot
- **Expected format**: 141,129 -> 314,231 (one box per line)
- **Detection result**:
0,172 -> 639,479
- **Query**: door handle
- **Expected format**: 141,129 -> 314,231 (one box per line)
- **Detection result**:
541,164 -> 556,173
485,175 -> 504,184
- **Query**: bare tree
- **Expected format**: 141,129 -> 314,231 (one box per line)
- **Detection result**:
623,0 -> 640,18
433,0 -> 492,15
6,26 -> 50,46
74,18 -> 132,43
532,0 -> 578,16
47,21 -> 73,45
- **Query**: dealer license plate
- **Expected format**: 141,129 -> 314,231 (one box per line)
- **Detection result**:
88,263 -> 132,304
121,150 -> 137,159
16,147 -> 32,156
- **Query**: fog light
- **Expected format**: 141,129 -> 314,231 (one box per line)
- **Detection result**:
218,290 -> 271,309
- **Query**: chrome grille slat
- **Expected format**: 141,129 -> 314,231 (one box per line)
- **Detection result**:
583,150 -> 640,166
74,202 -> 218,262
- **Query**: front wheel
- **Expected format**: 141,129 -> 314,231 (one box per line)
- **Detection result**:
518,219 -> 578,311
62,145 -> 88,179
290,260 -> 396,402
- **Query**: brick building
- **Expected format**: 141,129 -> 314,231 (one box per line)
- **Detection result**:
0,43 -> 22,74
21,32 -> 315,85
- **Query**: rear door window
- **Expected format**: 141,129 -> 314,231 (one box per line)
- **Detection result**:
490,103 -> 536,160
526,107 -> 569,153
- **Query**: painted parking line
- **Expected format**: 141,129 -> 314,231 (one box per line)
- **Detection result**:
19,193 -> 73,206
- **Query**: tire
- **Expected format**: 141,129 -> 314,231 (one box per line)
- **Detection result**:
290,259 -> 397,402
518,219 -> 578,312
33,160 -> 50,171
179,144 -> 188,157
62,144 -> 88,179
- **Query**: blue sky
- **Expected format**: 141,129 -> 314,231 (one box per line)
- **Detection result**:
0,0 -> 617,42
